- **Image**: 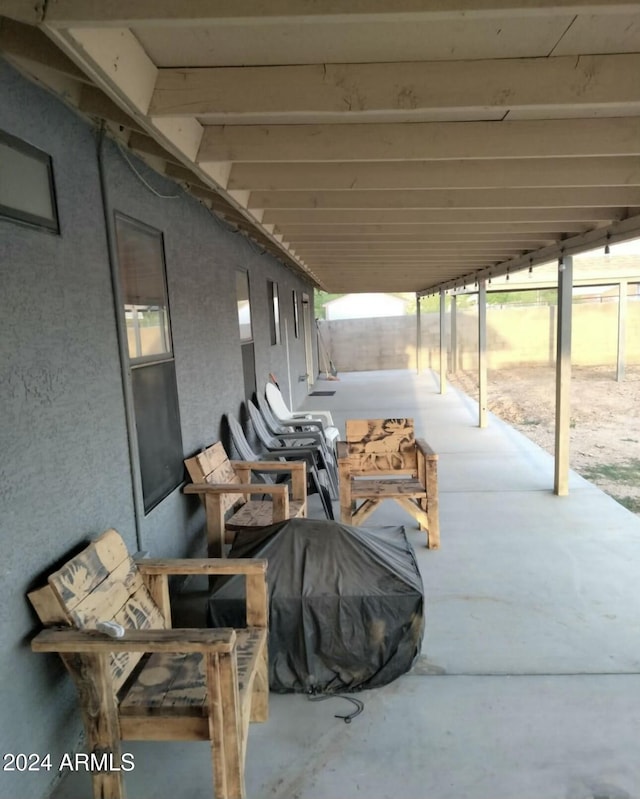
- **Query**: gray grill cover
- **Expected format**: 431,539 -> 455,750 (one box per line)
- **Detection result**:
208,518 -> 424,693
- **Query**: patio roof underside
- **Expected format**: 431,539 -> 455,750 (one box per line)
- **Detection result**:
4,1 -> 640,294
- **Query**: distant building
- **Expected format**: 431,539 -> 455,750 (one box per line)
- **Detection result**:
324,293 -> 411,320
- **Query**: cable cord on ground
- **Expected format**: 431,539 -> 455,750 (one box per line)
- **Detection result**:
306,691 -> 364,723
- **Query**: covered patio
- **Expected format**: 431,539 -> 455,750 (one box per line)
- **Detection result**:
3,3 -> 640,798
51,369 -> 640,799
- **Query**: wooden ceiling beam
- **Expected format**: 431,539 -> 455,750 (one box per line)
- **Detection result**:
199,118 -> 640,163
276,223 -> 590,236
229,157 -> 640,191
264,208 -> 626,225
248,187 -> 640,211
284,234 -> 557,244
24,1 -> 639,27
295,244 -> 524,253
151,54 -> 640,119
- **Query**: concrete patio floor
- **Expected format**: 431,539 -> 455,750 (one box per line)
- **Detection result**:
53,369 -> 640,799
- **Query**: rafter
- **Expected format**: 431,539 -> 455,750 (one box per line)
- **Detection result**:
294,244 -> 524,253
263,208 -> 626,225
284,234 -> 558,244
19,1 -> 638,27
198,118 -> 640,163
151,55 -> 640,121
275,223 -> 592,237
248,187 -> 640,211
228,158 -> 640,191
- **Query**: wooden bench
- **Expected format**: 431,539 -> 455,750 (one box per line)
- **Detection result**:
184,441 -> 307,557
28,529 -> 268,799
337,418 -> 440,549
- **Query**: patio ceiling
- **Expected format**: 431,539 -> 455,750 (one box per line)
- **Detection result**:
4,1 -> 640,293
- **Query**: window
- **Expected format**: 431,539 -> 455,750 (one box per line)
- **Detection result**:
236,270 -> 253,342
268,280 -> 281,345
292,290 -> 300,338
115,214 -> 183,513
0,129 -> 59,232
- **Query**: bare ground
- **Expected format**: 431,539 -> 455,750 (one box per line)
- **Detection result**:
448,365 -> 640,517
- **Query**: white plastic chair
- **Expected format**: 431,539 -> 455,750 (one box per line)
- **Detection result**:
266,383 -> 337,439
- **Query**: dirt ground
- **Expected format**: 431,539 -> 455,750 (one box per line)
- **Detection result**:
448,364 -> 640,517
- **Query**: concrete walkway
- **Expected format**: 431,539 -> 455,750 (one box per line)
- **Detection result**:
53,370 -> 640,799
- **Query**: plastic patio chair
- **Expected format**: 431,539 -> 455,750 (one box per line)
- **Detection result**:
265,383 -> 337,432
227,414 -> 335,520
247,400 -> 339,500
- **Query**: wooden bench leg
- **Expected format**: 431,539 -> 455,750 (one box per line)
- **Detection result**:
63,653 -> 125,799
207,651 -> 245,799
207,653 -> 228,799
425,458 -> 440,549
250,647 -> 269,723
338,460 -> 353,524
204,494 -> 226,559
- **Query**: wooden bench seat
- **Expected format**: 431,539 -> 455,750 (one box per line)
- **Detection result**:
29,529 -> 268,799
350,477 -> 428,498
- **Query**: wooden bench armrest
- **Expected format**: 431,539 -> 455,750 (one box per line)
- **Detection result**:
139,558 -> 268,627
229,460 -> 305,474
183,481 -> 287,497
416,438 -> 438,459
137,558 -> 267,577
32,627 -> 237,654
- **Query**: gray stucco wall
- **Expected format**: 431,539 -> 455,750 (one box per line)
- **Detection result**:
0,58 -> 314,799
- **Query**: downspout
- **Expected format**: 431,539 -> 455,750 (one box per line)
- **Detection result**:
95,125 -> 143,551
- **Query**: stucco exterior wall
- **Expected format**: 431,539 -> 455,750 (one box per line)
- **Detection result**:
0,58 -> 314,799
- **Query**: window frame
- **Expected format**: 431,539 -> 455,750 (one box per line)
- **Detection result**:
0,128 -> 59,234
292,289 -> 300,338
235,269 -> 254,343
115,213 -> 174,364
268,279 -> 281,345
114,212 -> 183,515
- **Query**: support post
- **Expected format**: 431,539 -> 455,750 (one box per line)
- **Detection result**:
554,255 -> 573,496
450,294 -> 458,375
478,279 -> 487,428
617,280 -> 627,382
416,294 -> 422,374
439,290 -> 447,393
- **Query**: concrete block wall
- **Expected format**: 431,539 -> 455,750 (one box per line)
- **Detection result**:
0,58 -> 314,799
320,301 -> 640,374
454,301 -> 640,371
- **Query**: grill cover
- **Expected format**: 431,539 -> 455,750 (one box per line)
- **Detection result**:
208,518 -> 424,693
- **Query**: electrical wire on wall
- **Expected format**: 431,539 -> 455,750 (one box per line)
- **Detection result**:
115,128 -> 294,275
115,140 -> 180,200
